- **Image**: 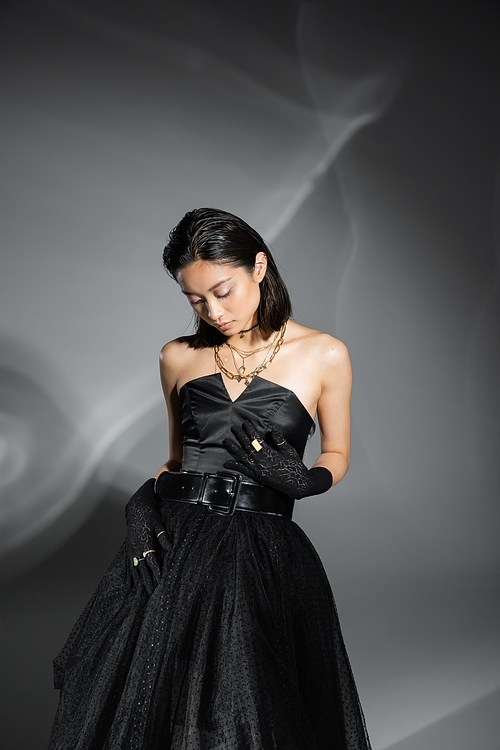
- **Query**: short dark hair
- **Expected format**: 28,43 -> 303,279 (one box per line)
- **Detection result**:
163,208 -> 292,348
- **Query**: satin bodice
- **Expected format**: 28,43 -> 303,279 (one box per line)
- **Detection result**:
179,373 -> 315,475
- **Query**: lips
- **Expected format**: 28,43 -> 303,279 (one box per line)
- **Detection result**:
216,321 -> 233,332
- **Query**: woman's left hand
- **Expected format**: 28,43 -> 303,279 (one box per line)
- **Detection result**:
223,421 -> 332,500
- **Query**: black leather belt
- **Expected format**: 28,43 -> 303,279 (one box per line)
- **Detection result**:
154,471 -> 294,519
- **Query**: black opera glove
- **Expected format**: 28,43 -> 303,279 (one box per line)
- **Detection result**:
125,478 -> 172,594
222,421 -> 333,500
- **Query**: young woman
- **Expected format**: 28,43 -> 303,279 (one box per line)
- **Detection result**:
49,209 -> 370,750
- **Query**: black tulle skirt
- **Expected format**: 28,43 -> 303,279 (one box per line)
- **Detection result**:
49,499 -> 370,750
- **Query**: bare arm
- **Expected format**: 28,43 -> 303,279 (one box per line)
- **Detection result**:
312,337 -> 352,487
154,340 -> 184,477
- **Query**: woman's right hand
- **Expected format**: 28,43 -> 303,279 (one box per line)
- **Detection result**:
125,478 -> 172,594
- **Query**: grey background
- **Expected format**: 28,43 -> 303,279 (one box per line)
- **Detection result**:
1,1 -> 499,748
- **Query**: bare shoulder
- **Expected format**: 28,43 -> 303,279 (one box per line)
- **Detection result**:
285,322 -> 351,397
159,337 -> 197,381
287,321 -> 350,365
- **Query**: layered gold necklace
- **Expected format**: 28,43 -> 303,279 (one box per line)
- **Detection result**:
214,323 -> 287,385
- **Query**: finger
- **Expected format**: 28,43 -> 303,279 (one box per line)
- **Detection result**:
229,425 -> 254,453
222,437 -> 241,452
129,545 -> 143,579
242,421 -> 267,454
224,451 -> 252,470
223,459 -> 255,478
155,527 -> 172,552
271,427 -> 298,458
222,439 -> 249,462
145,551 -> 162,585
130,561 -> 140,588
230,426 -> 255,454
223,459 -> 244,471
138,561 -> 154,594
270,427 -> 288,451
242,420 -> 263,443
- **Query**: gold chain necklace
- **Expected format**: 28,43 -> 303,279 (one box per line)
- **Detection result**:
214,323 -> 287,385
225,333 -> 278,377
227,337 -> 275,379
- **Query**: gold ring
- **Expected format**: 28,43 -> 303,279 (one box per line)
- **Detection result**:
275,440 -> 286,446
251,438 -> 262,452
157,530 -> 166,538
143,549 -> 155,557
133,556 -> 143,566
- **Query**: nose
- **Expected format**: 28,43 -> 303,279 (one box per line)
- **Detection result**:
206,298 -> 223,321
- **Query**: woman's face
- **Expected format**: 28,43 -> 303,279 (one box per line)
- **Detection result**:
176,253 -> 267,336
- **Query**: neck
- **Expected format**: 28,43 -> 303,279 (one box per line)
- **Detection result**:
225,326 -> 271,349
238,322 -> 259,338
226,327 -> 279,351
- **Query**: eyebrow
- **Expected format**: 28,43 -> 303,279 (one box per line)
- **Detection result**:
181,277 -> 233,296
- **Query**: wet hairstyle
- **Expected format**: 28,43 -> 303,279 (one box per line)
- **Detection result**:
163,208 -> 292,348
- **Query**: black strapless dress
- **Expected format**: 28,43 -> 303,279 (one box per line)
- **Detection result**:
49,374 -> 370,750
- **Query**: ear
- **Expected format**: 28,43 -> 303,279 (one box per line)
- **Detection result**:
253,252 -> 268,283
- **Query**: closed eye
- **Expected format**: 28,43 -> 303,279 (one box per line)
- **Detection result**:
216,289 -> 233,299
187,287 -> 233,305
